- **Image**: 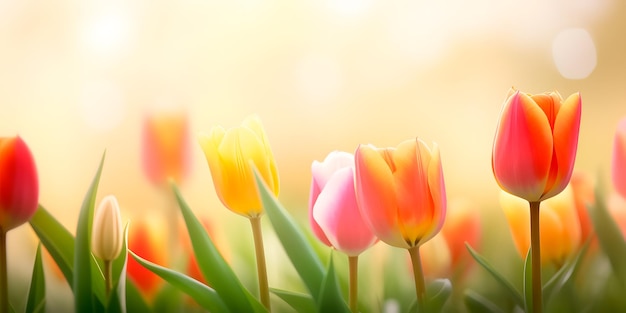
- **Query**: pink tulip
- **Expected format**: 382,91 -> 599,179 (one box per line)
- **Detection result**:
355,138 -> 446,249
492,88 -> 582,202
309,151 -> 377,256
612,117 -> 626,199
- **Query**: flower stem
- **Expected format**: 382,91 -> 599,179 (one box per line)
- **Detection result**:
0,231 -> 7,313
408,245 -> 426,311
104,260 -> 113,298
349,255 -> 359,313
250,216 -> 270,311
530,201 -> 542,313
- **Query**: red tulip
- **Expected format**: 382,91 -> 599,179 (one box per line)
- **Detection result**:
128,217 -> 168,300
0,136 -> 38,232
309,151 -> 377,256
355,138 -> 446,249
492,88 -> 581,202
612,117 -> 626,199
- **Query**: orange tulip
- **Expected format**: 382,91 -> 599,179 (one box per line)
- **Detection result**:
355,138 -> 446,249
570,171 -> 595,241
141,111 -> 191,186
441,200 -> 481,273
199,115 -> 279,217
0,136 -> 38,233
612,117 -> 626,199
492,88 -> 581,202
501,186 -> 581,266
128,216 -> 168,300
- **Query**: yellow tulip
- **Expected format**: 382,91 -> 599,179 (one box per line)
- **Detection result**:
199,115 -> 279,217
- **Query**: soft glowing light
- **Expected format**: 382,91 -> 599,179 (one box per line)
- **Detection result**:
80,80 -> 126,132
295,54 -> 343,104
552,28 -> 597,79
326,0 -> 373,18
81,12 -> 132,57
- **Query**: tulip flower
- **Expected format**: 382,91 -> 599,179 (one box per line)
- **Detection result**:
612,117 -> 626,199
198,115 -> 278,309
501,187 -> 581,267
355,138 -> 446,307
441,200 -> 481,278
92,195 -> 123,297
141,111 -> 191,186
309,151 -> 377,312
128,216 -> 168,301
570,172 -> 595,242
0,136 -> 38,313
492,88 -> 581,313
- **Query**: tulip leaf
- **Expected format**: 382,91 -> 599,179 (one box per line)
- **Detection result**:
25,244 -> 45,313
589,186 -> 626,286
523,248 -> 532,313
172,183 -> 264,313
465,243 -> 524,308
107,224 -> 129,313
253,170 -> 325,301
129,251 -> 228,313
75,152 -> 107,312
125,281 -> 152,313
153,283 -> 183,313
463,289 -> 505,313
317,253 -> 350,313
270,288 -> 316,313
407,278 -> 452,313
542,239 -> 589,306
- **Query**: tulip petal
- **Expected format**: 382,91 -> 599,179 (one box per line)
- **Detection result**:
313,167 -> 377,256
243,115 -> 279,196
425,142 -> 447,245
311,151 -> 354,190
500,191 -> 531,259
492,91 -> 553,201
613,118 -> 626,199
199,127 -> 227,208
355,144 -> 407,248
308,177 -> 332,247
543,92 -> 581,200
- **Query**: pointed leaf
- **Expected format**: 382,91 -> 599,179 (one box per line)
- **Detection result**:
129,251 -> 228,313
317,253 -> 350,313
425,278 -> 452,313
74,152 -> 106,312
125,281 -> 152,313
463,290 -> 505,313
270,288 -> 316,313
172,183 -> 264,313
589,186 -> 626,286
107,224 -> 129,313
523,248 -> 532,313
465,243 -> 524,308
253,171 -> 325,301
25,244 -> 45,313
543,239 -> 590,305
153,284 -> 183,313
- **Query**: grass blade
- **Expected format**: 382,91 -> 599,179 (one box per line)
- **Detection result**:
270,288 -> 316,313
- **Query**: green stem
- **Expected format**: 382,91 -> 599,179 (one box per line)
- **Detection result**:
408,245 -> 426,311
349,255 -> 359,313
530,201 -> 542,313
250,216 -> 270,311
0,231 -> 7,313
104,260 -> 113,299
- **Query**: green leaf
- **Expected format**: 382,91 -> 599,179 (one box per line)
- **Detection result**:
129,251 -> 228,313
253,171 -> 325,301
463,290 -> 505,313
270,288 -> 316,313
74,152 -> 106,312
465,243 -> 524,308
29,206 -> 75,286
589,186 -> 626,286
317,253 -> 350,313
425,279 -> 452,313
107,224 -> 129,313
523,248 -> 532,313
543,239 -> 590,305
25,244 -> 45,313
172,183 -> 264,313
153,284 -> 182,313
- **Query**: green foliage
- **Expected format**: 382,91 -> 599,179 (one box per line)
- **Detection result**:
25,245 -> 45,313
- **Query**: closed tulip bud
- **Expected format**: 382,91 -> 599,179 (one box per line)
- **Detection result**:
501,186 -> 581,267
0,136 -> 38,233
91,195 -> 123,262
492,88 -> 582,202
612,117 -> 626,199
355,138 -> 446,249
309,151 -> 377,256
199,115 -> 279,217
141,111 -> 192,186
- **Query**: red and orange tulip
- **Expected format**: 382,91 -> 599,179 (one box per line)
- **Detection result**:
355,138 -> 446,249
501,187 -> 581,267
141,111 -> 191,186
0,136 -> 38,233
492,88 -> 582,202
128,216 -> 168,300
309,151 -> 377,256
612,117 -> 626,199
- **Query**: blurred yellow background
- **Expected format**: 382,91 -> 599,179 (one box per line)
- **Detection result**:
1,0 -> 625,310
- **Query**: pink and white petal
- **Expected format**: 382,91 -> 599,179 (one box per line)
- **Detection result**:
613,117 -> 626,199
